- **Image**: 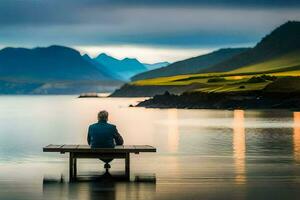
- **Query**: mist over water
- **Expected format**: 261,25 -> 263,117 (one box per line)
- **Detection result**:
1,96 -> 300,200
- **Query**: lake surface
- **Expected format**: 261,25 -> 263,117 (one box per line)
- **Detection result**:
1,96 -> 300,200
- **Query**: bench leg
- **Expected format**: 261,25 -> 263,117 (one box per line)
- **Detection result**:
69,152 -> 75,182
74,158 -> 77,180
125,153 -> 130,180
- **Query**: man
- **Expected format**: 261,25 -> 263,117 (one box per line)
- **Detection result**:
87,110 -> 124,170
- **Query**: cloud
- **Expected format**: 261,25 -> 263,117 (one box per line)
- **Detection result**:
45,0 -> 300,8
0,0 -> 299,50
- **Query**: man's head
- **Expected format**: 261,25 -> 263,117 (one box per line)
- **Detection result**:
98,110 -> 109,122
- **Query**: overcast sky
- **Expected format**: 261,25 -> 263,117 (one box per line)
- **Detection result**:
1,0 -> 300,62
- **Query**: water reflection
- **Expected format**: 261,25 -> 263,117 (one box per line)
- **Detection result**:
2,96 -> 300,200
43,179 -> 156,200
167,109 -> 179,152
165,109 -> 180,176
293,112 -> 300,162
233,110 -> 246,184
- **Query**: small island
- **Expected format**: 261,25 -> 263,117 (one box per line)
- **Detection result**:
78,93 -> 100,98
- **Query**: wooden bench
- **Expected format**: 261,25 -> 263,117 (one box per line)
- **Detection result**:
43,144 -> 156,181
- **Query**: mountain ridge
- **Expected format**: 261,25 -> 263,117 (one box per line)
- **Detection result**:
0,45 -> 124,94
111,21 -> 300,97
143,62 -> 170,70
131,48 -> 249,81
206,21 -> 300,72
94,53 -> 147,80
0,45 -> 112,81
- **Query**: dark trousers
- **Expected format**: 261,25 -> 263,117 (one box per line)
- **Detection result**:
100,158 -> 113,163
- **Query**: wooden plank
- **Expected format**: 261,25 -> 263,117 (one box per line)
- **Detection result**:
66,146 -> 131,153
76,145 -> 123,150
60,145 -> 79,153
134,145 -> 155,149
89,148 -> 130,153
123,145 -> 136,150
134,145 -> 156,152
45,144 -> 63,149
44,144 -> 60,148
62,145 -> 79,149
43,144 -> 64,152
43,144 -> 156,153
77,145 -> 90,149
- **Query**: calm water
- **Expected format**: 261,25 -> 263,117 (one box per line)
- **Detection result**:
1,96 -> 300,200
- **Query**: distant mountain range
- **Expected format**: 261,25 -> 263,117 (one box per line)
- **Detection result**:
0,45 -> 123,94
94,53 -> 147,81
85,53 -> 168,80
0,45 -> 112,81
0,45 -> 170,94
131,48 -> 248,81
82,54 -> 122,80
143,62 -> 170,70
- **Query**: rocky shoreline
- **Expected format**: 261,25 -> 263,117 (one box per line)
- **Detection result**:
136,91 -> 300,110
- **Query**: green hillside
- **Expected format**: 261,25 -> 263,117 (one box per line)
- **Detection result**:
131,21 -> 300,82
111,21 -> 300,97
131,48 -> 248,81
232,50 -> 300,73
131,49 -> 300,93
207,21 -> 300,72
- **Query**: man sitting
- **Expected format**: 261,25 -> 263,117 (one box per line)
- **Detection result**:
87,110 -> 124,171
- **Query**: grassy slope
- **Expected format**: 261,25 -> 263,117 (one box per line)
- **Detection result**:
231,50 -> 300,73
131,48 -> 249,81
131,50 -> 300,93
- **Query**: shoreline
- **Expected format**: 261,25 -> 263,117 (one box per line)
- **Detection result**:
136,91 -> 300,110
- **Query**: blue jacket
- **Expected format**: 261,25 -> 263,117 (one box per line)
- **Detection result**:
87,120 -> 124,148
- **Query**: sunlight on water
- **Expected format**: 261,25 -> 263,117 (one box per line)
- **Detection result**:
293,112 -> 300,162
233,110 -> 246,184
167,109 -> 179,153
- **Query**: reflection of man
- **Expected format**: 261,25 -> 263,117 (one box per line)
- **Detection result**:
87,110 -> 124,169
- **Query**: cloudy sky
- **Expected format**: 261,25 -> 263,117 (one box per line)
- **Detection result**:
1,0 -> 300,63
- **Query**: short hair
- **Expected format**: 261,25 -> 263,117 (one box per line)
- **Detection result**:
98,110 -> 109,121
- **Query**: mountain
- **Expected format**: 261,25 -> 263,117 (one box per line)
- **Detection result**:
143,62 -> 170,70
111,21 -> 300,97
132,21 -> 300,82
94,53 -> 147,80
0,45 -> 123,94
82,54 -> 123,80
207,21 -> 300,72
231,50 -> 300,74
131,48 -> 249,81
0,45 -> 113,81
